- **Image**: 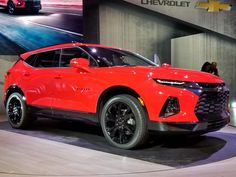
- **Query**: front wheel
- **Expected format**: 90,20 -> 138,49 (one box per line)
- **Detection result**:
100,94 -> 148,149
7,1 -> 16,15
6,93 -> 32,129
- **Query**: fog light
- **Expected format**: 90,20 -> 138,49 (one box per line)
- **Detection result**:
160,97 -> 180,118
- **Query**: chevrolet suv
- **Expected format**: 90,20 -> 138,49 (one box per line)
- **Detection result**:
0,0 -> 41,14
4,43 -> 230,149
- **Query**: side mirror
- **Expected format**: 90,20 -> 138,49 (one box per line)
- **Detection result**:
161,63 -> 172,68
70,58 -> 89,68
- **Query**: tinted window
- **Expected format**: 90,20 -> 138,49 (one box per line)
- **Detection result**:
81,46 -> 157,67
25,54 -> 37,66
60,48 -> 95,67
33,50 -> 61,68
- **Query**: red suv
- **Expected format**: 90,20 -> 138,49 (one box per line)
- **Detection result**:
4,43 -> 230,149
0,0 -> 41,14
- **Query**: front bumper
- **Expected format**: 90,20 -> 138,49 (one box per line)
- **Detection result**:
148,111 -> 230,134
145,81 -> 230,134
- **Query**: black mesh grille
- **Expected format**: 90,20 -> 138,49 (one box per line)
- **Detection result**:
198,83 -> 225,89
194,82 -> 230,131
194,91 -> 229,115
194,82 -> 230,127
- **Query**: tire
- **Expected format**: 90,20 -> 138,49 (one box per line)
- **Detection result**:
7,1 -> 16,15
6,93 -> 32,129
100,94 -> 148,149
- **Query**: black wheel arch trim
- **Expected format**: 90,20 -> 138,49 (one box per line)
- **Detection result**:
5,85 -> 25,107
97,86 -> 149,121
7,0 -> 12,5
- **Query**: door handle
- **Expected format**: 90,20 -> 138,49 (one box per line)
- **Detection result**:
23,71 -> 30,77
54,75 -> 62,79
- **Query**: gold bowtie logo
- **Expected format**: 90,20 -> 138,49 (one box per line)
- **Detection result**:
196,0 -> 232,12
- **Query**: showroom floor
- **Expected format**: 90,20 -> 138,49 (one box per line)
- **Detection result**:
1,114 -> 236,177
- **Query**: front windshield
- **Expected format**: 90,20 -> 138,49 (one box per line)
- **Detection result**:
81,46 -> 157,67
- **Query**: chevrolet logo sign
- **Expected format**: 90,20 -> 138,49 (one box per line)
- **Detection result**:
196,0 -> 232,12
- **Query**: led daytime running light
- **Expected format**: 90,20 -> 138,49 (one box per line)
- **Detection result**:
156,79 -> 185,86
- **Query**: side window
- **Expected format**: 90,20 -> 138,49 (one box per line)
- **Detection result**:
25,54 -> 37,66
60,48 -> 97,67
33,50 -> 61,68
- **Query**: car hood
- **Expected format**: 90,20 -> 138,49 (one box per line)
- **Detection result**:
108,66 -> 224,83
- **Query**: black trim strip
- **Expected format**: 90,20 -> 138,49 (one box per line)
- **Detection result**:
28,105 -> 99,124
148,115 -> 230,134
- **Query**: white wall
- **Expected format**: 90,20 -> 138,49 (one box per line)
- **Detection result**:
171,33 -> 206,70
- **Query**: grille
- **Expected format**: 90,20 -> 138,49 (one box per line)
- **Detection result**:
207,117 -> 230,131
194,90 -> 229,115
192,83 -> 230,131
198,83 -> 225,89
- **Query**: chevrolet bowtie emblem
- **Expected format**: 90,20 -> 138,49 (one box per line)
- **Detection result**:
196,0 -> 232,12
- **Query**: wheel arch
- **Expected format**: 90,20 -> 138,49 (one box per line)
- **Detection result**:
96,86 -> 148,120
7,0 -> 13,6
5,85 -> 25,107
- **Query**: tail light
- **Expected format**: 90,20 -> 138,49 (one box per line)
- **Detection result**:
160,97 -> 180,118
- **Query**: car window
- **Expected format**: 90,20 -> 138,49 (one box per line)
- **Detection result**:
60,47 -> 96,67
33,50 -> 61,68
24,54 -> 37,66
80,46 -> 157,67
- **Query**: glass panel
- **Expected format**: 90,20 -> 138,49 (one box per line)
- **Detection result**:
34,50 -> 60,68
60,48 -> 89,67
81,46 -> 157,67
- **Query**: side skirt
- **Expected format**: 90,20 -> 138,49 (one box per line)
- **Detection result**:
28,106 -> 99,124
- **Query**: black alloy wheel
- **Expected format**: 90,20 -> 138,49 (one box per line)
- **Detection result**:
8,1 -> 15,15
101,94 -> 148,149
6,93 -> 31,129
105,102 -> 136,144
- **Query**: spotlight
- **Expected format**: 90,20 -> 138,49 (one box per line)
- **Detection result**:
232,102 -> 236,108
91,48 -> 97,53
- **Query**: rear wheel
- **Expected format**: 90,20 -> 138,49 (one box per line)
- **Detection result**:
6,93 -> 32,129
100,94 -> 148,149
7,1 -> 16,15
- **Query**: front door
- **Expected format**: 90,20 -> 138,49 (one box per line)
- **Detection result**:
51,47 -> 97,114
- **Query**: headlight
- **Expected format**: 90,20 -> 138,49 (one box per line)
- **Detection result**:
154,79 -> 204,96
154,79 -> 186,87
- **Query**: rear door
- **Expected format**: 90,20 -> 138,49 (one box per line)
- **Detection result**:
22,49 -> 61,114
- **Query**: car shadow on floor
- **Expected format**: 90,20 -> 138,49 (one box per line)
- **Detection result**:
0,118 -> 235,167
0,8 -> 51,16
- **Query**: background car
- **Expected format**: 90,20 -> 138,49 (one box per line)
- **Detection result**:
0,0 -> 41,14
3,43 -> 230,149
